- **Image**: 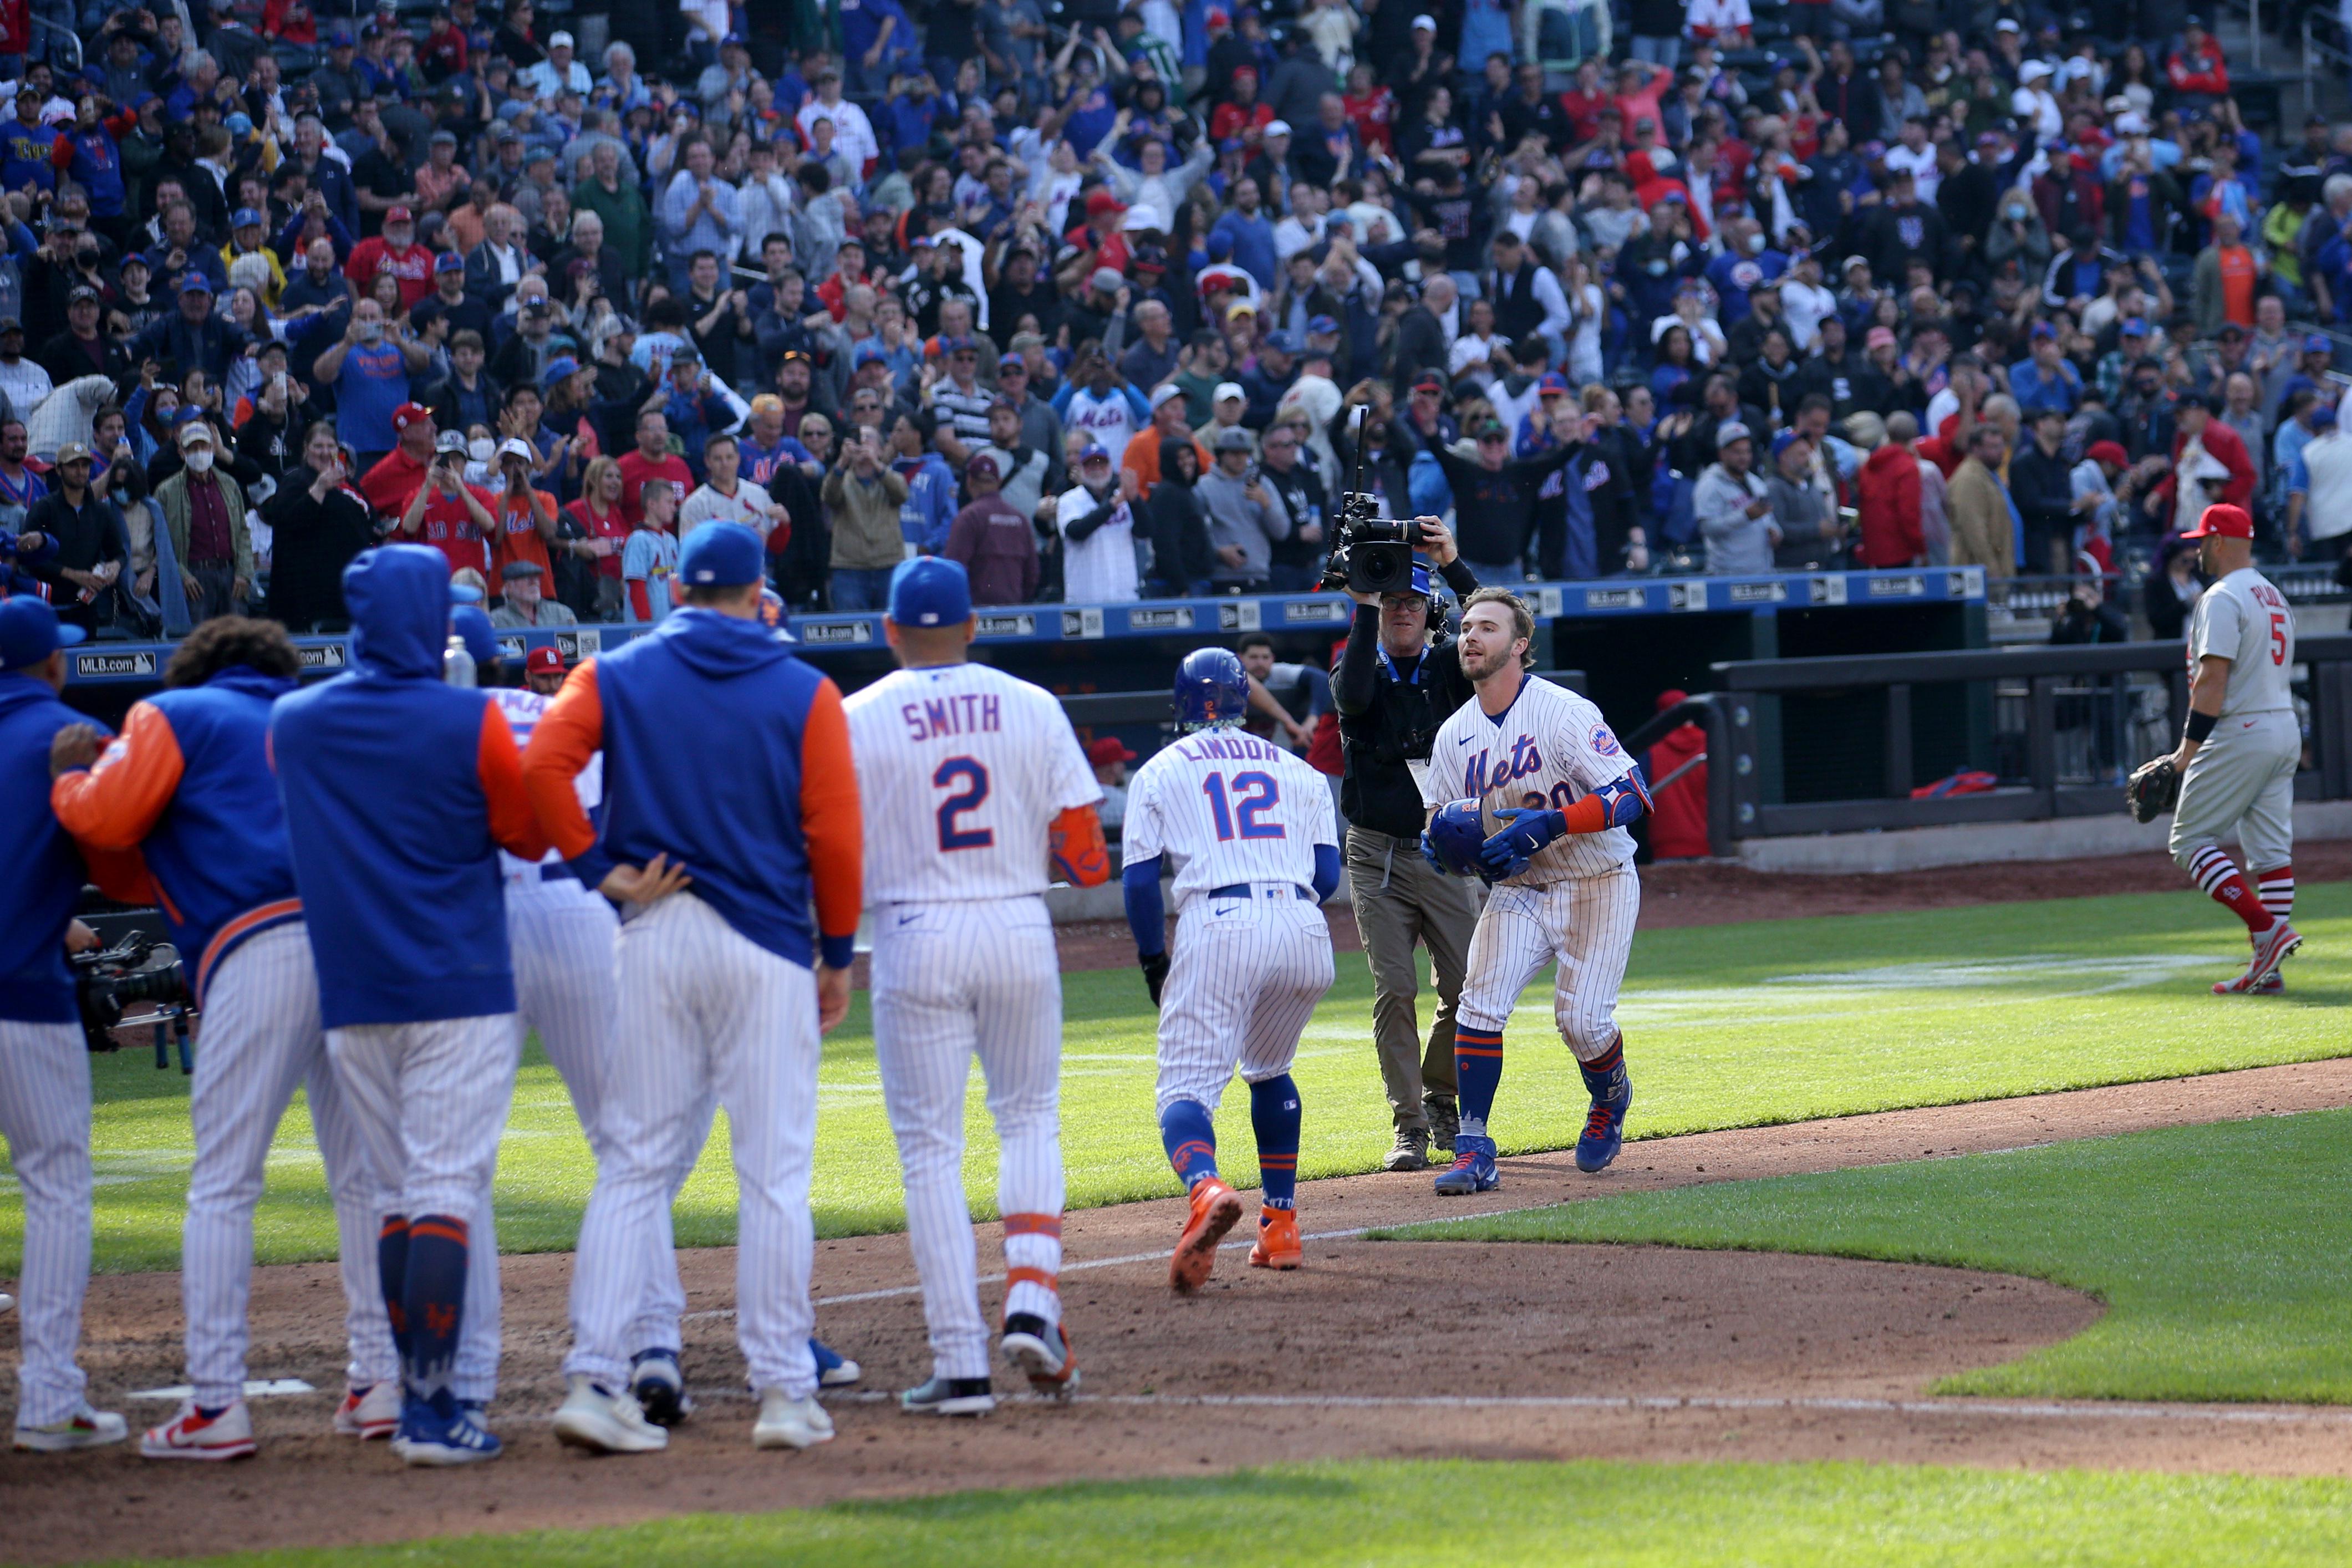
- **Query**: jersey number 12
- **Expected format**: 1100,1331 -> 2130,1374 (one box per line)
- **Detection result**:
1202,770 -> 1284,841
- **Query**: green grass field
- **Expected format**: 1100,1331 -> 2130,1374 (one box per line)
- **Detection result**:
25,883 -> 2352,1275
133,1460 -> 2352,1568
1391,1109 -> 2352,1405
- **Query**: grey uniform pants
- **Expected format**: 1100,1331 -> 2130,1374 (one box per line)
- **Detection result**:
1345,825 -> 1478,1131
2168,708 -> 2300,874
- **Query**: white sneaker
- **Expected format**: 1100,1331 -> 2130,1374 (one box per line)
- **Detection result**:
0,1292 -> 14,1314
140,1399 -> 256,1461
15,1403 -> 129,1452
333,1380 -> 403,1439
552,1374 -> 669,1454
751,1388 -> 834,1450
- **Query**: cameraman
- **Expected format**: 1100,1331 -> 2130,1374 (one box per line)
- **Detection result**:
1333,518 -> 1482,1173
49,615 -> 392,1458
0,596 -> 130,1449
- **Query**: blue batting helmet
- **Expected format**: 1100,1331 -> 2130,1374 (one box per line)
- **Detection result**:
1425,799 -> 1487,877
1173,646 -> 1251,731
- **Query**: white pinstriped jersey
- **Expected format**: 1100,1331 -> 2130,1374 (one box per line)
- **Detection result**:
490,687 -> 603,884
843,662 -> 1101,903
1123,727 -> 1336,908
1421,674 -> 1637,882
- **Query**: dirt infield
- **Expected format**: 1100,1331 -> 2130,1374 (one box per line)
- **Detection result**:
1051,842 -> 2352,971
15,1057 -> 2352,1564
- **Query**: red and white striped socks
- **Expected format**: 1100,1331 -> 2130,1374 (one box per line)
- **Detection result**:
2257,864 -> 2294,926
2187,847 -> 2275,933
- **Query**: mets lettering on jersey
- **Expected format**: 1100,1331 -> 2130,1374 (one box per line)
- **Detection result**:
1423,675 -> 1639,882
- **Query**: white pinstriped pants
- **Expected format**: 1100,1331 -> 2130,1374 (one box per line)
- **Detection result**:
563,894 -> 821,1398
871,897 -> 1064,1382
452,887 -> 694,1399
182,922 -> 395,1406
1457,863 -> 1641,1060
0,1017 -> 94,1426
1155,889 -> 1335,1113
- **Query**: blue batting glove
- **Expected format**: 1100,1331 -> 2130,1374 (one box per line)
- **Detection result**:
1478,807 -> 1561,877
1420,828 -> 1445,871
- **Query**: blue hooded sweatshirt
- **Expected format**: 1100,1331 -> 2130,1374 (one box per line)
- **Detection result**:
0,673 -> 107,1022
271,545 -> 544,1028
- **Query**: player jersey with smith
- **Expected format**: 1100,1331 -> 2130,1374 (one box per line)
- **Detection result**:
1124,729 -> 1337,907
843,662 -> 1101,903
1423,674 -> 1638,881
2191,566 -> 2295,716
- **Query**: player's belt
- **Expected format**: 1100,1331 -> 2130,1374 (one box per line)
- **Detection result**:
541,864 -> 579,883
1207,883 -> 1316,903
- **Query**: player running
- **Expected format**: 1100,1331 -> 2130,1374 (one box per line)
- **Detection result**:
526,523 -> 862,1456
271,546 -> 551,1466
1419,588 -> 1650,1193
844,557 -> 1111,1416
49,617 -> 398,1461
1122,648 -> 1338,1293
2161,504 -> 2304,994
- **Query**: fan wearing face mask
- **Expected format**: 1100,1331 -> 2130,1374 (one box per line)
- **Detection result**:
153,421 -> 256,622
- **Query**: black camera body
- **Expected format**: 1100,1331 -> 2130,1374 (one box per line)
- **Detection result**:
72,936 -> 192,1055
1320,491 -> 1421,596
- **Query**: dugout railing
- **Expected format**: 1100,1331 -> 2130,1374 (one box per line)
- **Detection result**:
1706,636 -> 2352,852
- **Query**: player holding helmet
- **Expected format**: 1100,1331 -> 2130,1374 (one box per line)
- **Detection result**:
1121,648 -> 1340,1292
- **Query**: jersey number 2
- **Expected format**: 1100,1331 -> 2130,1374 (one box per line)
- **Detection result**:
934,757 -> 993,851
1203,771 -> 1284,841
2270,612 -> 2288,666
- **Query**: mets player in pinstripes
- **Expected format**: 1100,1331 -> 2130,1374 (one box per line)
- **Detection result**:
1122,648 -> 1339,1293
49,618 -> 399,1461
0,597 -> 142,1454
1418,588 -> 1651,1194
844,558 -> 1111,1417
526,522 -> 864,1457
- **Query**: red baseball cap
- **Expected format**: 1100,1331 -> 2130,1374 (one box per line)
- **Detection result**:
525,646 -> 566,675
2182,503 -> 2253,540
1085,189 -> 1127,217
391,402 -> 432,432
2085,440 -> 2129,468
1086,736 -> 1137,766
385,205 -> 414,225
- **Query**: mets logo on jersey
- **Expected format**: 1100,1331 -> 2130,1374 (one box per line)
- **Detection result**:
1591,724 -> 1621,757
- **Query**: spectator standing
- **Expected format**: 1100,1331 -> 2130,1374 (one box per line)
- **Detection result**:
623,477 -> 682,622
659,140 -> 740,294
313,298 -> 431,468
1195,426 -> 1289,593
1694,421 -> 1775,573
264,421 -> 376,630
821,424 -> 910,612
151,426 -> 253,621
940,451 -> 1037,606
1947,422 -> 2018,577
1056,442 -> 1141,604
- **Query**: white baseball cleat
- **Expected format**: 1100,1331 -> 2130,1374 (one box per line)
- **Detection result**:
751,1388 -> 835,1450
0,1292 -> 13,1314
15,1403 -> 129,1452
140,1399 -> 256,1462
552,1375 -> 668,1454
333,1380 -> 403,1439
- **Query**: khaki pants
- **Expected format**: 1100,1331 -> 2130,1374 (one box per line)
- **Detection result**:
1345,825 -> 1477,1133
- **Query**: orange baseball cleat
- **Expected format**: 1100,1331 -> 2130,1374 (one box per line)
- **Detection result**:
1169,1178 -> 1243,1292
1248,1207 -> 1301,1270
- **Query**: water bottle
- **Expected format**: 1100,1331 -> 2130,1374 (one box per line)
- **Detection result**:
444,633 -> 475,688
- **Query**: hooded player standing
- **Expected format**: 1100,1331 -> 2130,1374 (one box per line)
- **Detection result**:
844,557 -> 1110,1416
1122,648 -> 1339,1293
1419,588 -> 1650,1194
271,545 -> 551,1466
2160,503 -> 2303,994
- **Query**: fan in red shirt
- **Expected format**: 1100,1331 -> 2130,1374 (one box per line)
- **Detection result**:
617,409 -> 694,527
1210,68 -> 1274,143
388,432 -> 497,577
1341,72 -> 1394,155
1642,690 -> 1711,860
2166,20 -> 2229,95
420,11 -> 468,76
2150,398 -> 2257,521
347,207 -> 437,314
486,437 -> 559,582
1559,59 -> 1612,143
359,403 -> 439,516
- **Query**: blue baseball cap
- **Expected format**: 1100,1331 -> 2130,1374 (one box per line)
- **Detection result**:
1078,442 -> 1111,465
1771,429 -> 1804,460
1306,313 -> 1338,335
2120,317 -> 2149,337
2307,333 -> 2334,354
888,556 -> 971,628
678,521 -> 764,587
853,343 -> 887,368
450,605 -> 499,666
2313,405 -> 2338,430
2030,320 -> 2056,340
435,250 -> 466,273
1264,329 -> 1299,354
231,206 -> 263,229
1538,372 -> 1571,395
539,355 -> 581,389
449,579 -> 484,604
0,595 -> 83,671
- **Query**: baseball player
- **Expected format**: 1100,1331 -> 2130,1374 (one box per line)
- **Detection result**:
272,544 -> 551,1466
1418,588 -> 1650,1194
1122,648 -> 1338,1293
526,522 -> 863,1456
0,597 -> 131,1453
49,617 -> 398,1461
844,558 -> 1109,1416
2162,504 -> 2304,994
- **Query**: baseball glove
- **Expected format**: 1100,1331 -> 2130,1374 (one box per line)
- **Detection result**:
2124,756 -> 2181,823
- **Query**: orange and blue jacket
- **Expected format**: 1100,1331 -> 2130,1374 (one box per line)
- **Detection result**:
52,667 -> 304,1008
524,608 -> 862,970
271,544 -> 548,1028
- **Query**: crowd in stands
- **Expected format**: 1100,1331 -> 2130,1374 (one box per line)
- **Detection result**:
0,0 -> 2345,638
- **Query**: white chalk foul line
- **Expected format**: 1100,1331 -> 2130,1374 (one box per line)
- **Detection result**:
684,1204 -> 1553,1322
